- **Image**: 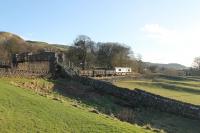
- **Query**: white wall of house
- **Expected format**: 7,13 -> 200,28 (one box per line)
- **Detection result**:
115,67 -> 132,73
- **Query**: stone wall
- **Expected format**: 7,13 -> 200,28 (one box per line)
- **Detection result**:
17,61 -> 51,72
0,69 -> 49,78
0,59 -> 56,78
73,75 -> 200,120
133,89 -> 200,119
0,67 -> 51,78
92,75 -> 140,82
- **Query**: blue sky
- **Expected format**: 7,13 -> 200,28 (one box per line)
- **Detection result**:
1,0 -> 200,66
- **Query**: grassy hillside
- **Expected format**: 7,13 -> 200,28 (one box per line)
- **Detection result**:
0,32 -> 29,61
114,76 -> 200,105
26,40 -> 69,52
0,78 -> 151,133
5,77 -> 200,133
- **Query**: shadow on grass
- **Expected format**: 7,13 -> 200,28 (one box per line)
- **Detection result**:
135,82 -> 200,95
49,78 -> 200,133
154,79 -> 200,88
155,75 -> 190,81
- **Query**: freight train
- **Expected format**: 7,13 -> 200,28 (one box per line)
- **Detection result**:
78,67 -> 132,77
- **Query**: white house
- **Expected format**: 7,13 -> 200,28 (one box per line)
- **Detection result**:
115,67 -> 132,75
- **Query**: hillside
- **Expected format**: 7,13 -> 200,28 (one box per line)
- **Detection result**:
0,32 -> 69,62
26,40 -> 69,52
145,62 -> 187,70
4,76 -> 199,133
0,32 -> 29,61
0,78 -> 151,133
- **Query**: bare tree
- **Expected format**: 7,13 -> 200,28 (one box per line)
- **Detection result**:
149,65 -> 158,73
193,57 -> 200,70
73,35 -> 95,69
67,36 -> 137,71
97,42 -> 132,68
135,54 -> 144,73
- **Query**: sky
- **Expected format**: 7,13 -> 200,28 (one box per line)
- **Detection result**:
1,0 -> 200,67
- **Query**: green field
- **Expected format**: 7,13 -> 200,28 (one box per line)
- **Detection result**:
0,78 -> 152,133
1,77 -> 200,133
114,76 -> 200,105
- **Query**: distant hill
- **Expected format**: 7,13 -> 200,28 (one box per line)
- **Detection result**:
26,41 -> 69,52
0,32 -> 69,62
0,32 -> 30,61
145,62 -> 187,70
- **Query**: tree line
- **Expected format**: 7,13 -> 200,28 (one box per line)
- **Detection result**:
65,35 -> 144,72
65,35 -> 200,76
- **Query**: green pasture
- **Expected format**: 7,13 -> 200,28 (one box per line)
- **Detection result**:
0,78 -> 151,133
114,76 -> 200,105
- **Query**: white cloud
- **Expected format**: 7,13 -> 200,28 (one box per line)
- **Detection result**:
141,24 -> 200,47
140,24 -> 200,66
142,24 -> 171,35
141,24 -> 177,42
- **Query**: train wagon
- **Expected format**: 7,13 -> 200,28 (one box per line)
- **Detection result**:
93,69 -> 106,77
79,70 -> 93,77
105,70 -> 115,76
78,67 -> 131,77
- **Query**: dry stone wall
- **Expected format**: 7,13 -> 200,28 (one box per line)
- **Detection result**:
17,61 -> 51,73
133,89 -> 200,119
0,68 -> 50,78
73,76 -> 200,120
0,61 -> 54,78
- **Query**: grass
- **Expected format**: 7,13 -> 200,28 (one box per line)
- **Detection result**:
112,75 -> 200,133
114,76 -> 200,105
0,78 -> 152,133
1,76 -> 200,133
